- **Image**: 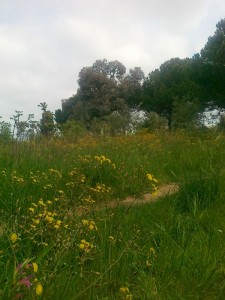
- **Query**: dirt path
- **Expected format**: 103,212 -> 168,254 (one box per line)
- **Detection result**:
69,183 -> 179,217
100,183 -> 179,209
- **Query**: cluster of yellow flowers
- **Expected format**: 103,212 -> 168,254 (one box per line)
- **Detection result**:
28,196 -> 68,232
94,155 -> 116,169
119,287 -> 132,299
89,183 -> 111,193
68,168 -> 86,187
81,195 -> 96,204
1,169 -> 6,176
11,171 -> 25,184
30,174 -> 40,184
79,239 -> 94,253
48,168 -> 62,178
82,219 -> 98,231
146,247 -> 157,268
78,155 -> 92,163
146,173 -> 158,195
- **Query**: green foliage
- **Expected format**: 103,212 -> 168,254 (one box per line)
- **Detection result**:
38,102 -> 55,136
1,130 -> 225,299
0,120 -> 12,143
10,111 -> 39,141
89,112 -> 134,136
141,58 -> 202,128
105,112 -> 130,135
172,96 -> 201,129
55,60 -> 145,127
60,120 -> 87,141
174,169 -> 220,213
199,18 -> 225,107
201,18 -> 225,67
142,111 -> 168,131
57,59 -> 129,125
52,18 -> 225,131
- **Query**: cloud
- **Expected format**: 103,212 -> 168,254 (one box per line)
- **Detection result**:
0,0 -> 224,121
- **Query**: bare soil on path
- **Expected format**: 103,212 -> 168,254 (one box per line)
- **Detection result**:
100,183 -> 179,209
70,183 -> 179,217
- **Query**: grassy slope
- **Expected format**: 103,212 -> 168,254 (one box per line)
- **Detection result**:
0,129 -> 225,299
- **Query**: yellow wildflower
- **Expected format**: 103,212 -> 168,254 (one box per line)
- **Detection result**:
82,219 -> 89,226
149,247 -> 156,255
146,260 -> 151,267
101,155 -> 106,161
33,263 -> 38,273
36,283 -> 43,296
89,224 -> 94,230
29,207 -> 35,213
120,287 -> 132,299
109,236 -> 115,242
38,200 -> 46,207
120,287 -> 130,293
89,221 -> 97,230
46,216 -> 53,223
146,173 -> 153,181
56,220 -> 62,226
79,239 -> 93,252
10,233 -> 17,243
79,243 -> 85,249
33,219 -> 40,225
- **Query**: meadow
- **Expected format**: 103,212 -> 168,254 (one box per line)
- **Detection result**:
1,129 -> 225,299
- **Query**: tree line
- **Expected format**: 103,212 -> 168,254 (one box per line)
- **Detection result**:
1,18 -> 225,141
53,18 -> 225,132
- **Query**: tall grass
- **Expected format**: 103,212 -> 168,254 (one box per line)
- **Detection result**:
1,129 -> 225,299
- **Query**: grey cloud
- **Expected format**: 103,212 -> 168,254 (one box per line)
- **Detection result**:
0,0 -> 224,121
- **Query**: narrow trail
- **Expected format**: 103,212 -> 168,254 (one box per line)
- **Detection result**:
100,183 -> 179,209
72,183 -> 179,217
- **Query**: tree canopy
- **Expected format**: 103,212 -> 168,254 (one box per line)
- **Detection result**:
55,59 -> 144,128
55,18 -> 225,131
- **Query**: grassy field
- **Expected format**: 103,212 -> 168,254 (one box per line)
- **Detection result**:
1,129 -> 225,299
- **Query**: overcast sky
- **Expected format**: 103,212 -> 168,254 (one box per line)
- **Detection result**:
0,0 -> 225,122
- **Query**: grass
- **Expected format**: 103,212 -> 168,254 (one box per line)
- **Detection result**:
1,129 -> 225,299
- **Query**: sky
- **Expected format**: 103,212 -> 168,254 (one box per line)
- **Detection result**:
0,0 -> 225,122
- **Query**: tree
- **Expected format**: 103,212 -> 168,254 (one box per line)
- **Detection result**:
201,18 -> 225,67
92,59 -> 126,81
199,18 -> 225,108
120,67 -> 145,108
56,59 -> 129,127
141,112 -> 168,131
76,65 -> 128,124
0,118 -> 12,143
38,102 -> 55,136
141,58 -> 201,128
60,120 -> 86,141
172,96 -> 200,129
10,110 -> 23,139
